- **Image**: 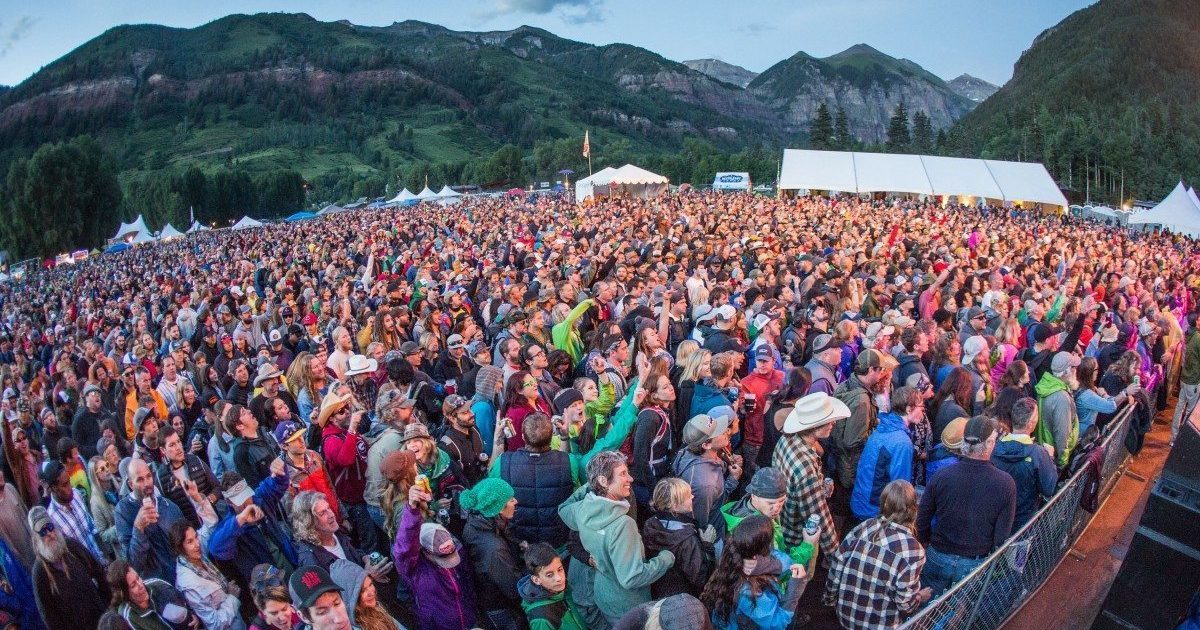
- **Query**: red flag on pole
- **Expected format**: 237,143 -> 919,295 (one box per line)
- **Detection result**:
582,130 -> 590,158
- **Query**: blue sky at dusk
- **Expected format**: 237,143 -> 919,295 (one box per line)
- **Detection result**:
0,0 -> 1094,87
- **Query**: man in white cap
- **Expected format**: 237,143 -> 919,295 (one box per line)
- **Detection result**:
703,304 -> 747,355
774,392 -> 850,556
433,333 -> 471,386
1034,351 -> 1081,469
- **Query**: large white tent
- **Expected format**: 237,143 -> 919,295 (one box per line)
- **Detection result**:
158,223 -> 184,240
576,164 -> 667,202
1127,182 -> 1200,237
187,220 -> 210,234
1189,187 -> 1200,211
231,216 -> 264,231
416,187 -> 439,201
575,167 -> 618,202
778,149 -> 1069,209
130,230 -> 156,245
111,215 -> 151,241
436,186 -> 463,206
385,189 -> 415,205
317,204 -> 345,215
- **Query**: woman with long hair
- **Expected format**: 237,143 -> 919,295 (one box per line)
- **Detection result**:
998,360 -> 1030,391
673,348 -> 712,443
291,352 -> 327,425
329,559 -> 403,630
498,369 -> 552,451
928,332 -> 961,389
990,317 -> 1023,390
701,515 -> 810,630
1079,355 -> 1137,436
631,324 -> 673,373
931,367 -> 973,439
756,367 -> 811,470
170,518 -> 244,630
379,450 -> 419,538
87,456 -> 121,561
631,372 -> 676,516
174,380 -> 205,439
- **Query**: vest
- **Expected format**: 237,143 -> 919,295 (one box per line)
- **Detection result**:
499,449 -> 574,548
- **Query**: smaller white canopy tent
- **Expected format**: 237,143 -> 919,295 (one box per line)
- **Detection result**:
436,186 -> 463,206
317,204 -> 345,215
712,172 -> 751,191
385,189 -> 415,204
186,220 -> 210,234
607,164 -> 669,199
1128,182 -> 1200,237
112,215 -> 151,241
158,223 -> 184,240
575,167 -> 619,202
231,216 -> 264,231
416,187 -> 439,201
130,230 -> 156,245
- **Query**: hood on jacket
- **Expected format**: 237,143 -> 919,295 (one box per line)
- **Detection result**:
642,511 -> 698,549
1035,372 -> 1070,399
328,559 -> 366,627
517,574 -> 565,605
992,434 -> 1038,465
673,449 -> 724,480
418,447 -> 451,480
875,412 -> 908,434
559,490 -> 630,533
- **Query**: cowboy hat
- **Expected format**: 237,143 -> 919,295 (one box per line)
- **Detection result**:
344,354 -> 379,377
783,392 -> 850,434
317,391 -> 352,426
253,362 -> 284,387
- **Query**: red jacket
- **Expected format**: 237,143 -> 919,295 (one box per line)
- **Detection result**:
321,423 -> 367,504
740,369 -> 784,447
503,397 -> 552,451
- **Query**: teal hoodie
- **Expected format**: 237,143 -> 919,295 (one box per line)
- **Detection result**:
558,486 -> 675,622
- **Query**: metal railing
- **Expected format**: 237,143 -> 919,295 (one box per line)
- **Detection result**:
899,403 -> 1137,630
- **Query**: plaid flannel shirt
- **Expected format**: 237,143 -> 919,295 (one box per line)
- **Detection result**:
824,517 -> 926,629
773,433 -> 838,555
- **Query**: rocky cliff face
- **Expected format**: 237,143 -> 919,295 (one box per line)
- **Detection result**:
748,44 -> 977,142
947,74 -> 999,103
682,59 -> 759,88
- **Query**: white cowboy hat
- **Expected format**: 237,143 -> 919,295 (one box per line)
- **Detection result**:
253,362 -> 284,387
344,354 -> 379,377
783,392 -> 851,434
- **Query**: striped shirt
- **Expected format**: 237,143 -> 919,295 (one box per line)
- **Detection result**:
47,488 -> 105,561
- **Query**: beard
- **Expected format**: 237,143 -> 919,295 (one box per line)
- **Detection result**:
1064,374 -> 1080,390
36,533 -> 67,563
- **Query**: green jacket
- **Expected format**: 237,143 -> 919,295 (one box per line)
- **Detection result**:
720,498 -> 814,567
558,485 -> 675,621
552,299 -> 594,366
520,576 -> 586,630
1182,330 -> 1200,386
1034,372 -> 1077,467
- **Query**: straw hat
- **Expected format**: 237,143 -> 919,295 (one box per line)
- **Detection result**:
317,391 -> 352,426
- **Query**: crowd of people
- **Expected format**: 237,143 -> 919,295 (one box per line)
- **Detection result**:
0,189 -> 1195,630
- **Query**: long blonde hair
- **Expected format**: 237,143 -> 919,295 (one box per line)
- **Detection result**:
679,349 -> 712,382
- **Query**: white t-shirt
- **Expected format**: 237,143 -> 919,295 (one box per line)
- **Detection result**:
322,539 -> 347,560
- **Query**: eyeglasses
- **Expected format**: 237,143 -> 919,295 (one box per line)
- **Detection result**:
37,522 -> 55,537
522,379 -> 538,388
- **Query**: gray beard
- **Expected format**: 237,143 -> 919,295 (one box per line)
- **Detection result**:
36,533 -> 67,563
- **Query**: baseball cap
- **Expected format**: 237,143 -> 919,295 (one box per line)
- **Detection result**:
1051,351 -> 1081,375
682,414 -> 731,449
289,565 -> 343,611
811,333 -> 844,354
961,336 -> 989,365
273,420 -> 307,445
269,329 -> 283,344
419,522 -> 461,568
446,334 -> 465,350
962,415 -> 997,446
1032,324 -> 1063,344
856,348 -> 898,372
302,313 -> 318,326
399,341 -> 421,355
754,345 -> 773,362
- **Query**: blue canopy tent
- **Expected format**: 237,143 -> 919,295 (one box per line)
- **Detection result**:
284,211 -> 317,222
104,242 -> 131,254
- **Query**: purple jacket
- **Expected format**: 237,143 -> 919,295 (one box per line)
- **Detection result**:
391,504 -> 477,630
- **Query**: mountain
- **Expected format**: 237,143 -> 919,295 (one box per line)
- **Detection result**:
948,0 -> 1200,201
947,74 -> 998,103
682,59 -> 759,88
0,13 -> 777,188
748,43 -> 976,142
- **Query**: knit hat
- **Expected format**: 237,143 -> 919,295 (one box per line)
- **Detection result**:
457,477 -> 515,518
96,436 -> 115,457
380,450 -> 416,485
745,467 -> 786,500
81,383 -> 102,399
419,523 -> 460,568
941,417 -> 969,450
475,365 -> 503,400
27,506 -> 50,536
553,388 -> 584,414
402,422 -> 432,443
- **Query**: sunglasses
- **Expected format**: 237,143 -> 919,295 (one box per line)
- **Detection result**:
37,522 -> 55,537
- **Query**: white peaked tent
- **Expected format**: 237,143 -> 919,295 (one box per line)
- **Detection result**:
778,150 -> 1069,209
112,215 -> 151,241
187,220 -> 210,234
608,164 -> 669,199
317,204 -> 345,215
231,216 -> 264,231
386,189 -> 415,205
575,167 -> 619,202
416,187 -> 439,201
1128,182 -> 1200,237
130,230 -> 156,245
436,186 -> 463,206
158,223 -> 184,240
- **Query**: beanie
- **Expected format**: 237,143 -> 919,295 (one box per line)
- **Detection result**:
457,478 -> 515,518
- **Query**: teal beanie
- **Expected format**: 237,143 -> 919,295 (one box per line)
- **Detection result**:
458,478 -> 515,518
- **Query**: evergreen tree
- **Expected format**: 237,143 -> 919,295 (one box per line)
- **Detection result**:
911,111 -> 934,154
885,103 -> 911,153
834,108 -> 852,149
809,103 -> 834,150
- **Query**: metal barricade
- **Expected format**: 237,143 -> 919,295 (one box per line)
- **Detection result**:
898,404 -> 1137,630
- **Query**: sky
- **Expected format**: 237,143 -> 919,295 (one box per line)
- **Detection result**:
0,0 -> 1095,87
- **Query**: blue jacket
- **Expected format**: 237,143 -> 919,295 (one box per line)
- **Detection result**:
208,473 -> 298,580
925,444 -> 959,480
115,492 -> 187,583
990,434 -> 1058,527
690,379 -> 732,419
0,538 -> 43,630
850,412 -> 913,519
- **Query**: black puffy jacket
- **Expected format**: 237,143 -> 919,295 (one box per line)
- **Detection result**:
497,448 -> 574,548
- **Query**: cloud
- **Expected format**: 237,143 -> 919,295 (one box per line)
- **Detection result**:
733,21 -> 776,36
480,0 -> 605,24
0,16 -> 37,60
